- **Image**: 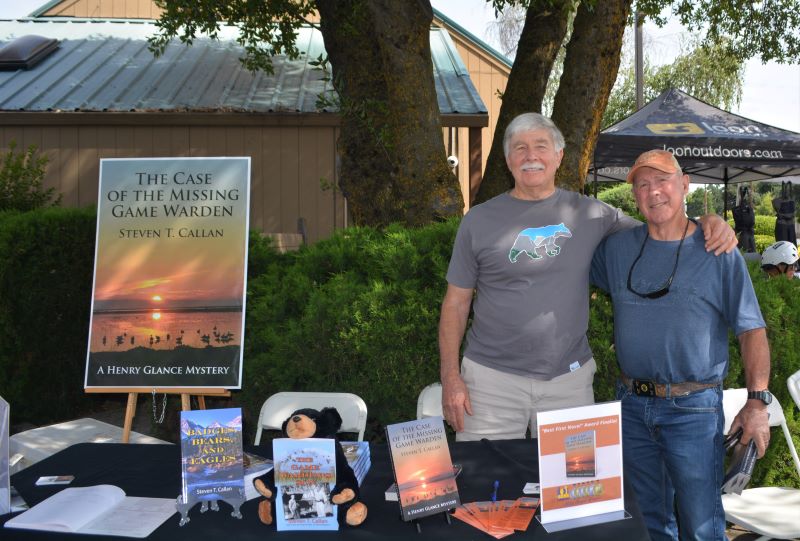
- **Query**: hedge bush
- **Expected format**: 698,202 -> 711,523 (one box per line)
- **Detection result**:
1,210 -> 798,488
241,221 -> 456,440
0,208 -> 97,422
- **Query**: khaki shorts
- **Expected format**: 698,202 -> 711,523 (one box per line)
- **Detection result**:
457,356 -> 596,441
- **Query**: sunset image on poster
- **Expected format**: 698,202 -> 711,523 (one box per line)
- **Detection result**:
85,157 -> 250,388
386,417 -> 460,521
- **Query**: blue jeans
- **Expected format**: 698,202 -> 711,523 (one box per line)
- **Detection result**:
616,382 -> 726,541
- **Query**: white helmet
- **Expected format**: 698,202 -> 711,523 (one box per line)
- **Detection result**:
761,241 -> 799,267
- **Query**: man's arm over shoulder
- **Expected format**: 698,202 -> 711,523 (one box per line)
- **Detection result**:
439,284 -> 474,432
696,214 -> 738,255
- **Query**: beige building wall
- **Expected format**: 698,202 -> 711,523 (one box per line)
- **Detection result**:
0,116 -> 346,243
35,1 -> 508,207
30,1 -> 502,216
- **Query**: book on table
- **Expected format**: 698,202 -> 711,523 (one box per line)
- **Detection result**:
385,463 -> 462,501
3,484 -> 176,537
243,451 -> 274,501
273,438 -> 338,531
180,407 -> 245,505
340,441 -> 371,486
385,416 -> 460,521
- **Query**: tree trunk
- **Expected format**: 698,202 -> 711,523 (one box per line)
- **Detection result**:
316,0 -> 463,227
552,0 -> 632,192
474,0 -> 572,205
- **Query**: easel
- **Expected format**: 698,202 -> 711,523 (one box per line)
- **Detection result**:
85,387 -> 231,442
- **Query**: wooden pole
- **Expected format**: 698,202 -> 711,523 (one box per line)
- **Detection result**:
86,388 -> 231,443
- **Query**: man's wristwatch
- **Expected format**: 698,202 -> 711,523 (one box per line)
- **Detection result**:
747,390 -> 773,405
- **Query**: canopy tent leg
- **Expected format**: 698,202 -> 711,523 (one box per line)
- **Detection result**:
723,167 -> 729,220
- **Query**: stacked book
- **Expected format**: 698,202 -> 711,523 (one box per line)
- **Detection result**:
341,441 -> 371,486
243,452 -> 274,501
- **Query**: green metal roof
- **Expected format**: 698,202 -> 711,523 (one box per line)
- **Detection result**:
432,7 -> 512,70
0,18 -> 487,117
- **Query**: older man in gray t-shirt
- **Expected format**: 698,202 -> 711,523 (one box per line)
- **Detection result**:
439,113 -> 736,441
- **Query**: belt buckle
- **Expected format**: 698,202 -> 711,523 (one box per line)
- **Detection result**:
633,379 -> 656,397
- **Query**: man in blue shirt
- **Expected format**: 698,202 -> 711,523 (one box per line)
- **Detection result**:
591,149 -> 772,541
439,114 -> 739,442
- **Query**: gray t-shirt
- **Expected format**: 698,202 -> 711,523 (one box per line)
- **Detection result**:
446,189 -> 634,379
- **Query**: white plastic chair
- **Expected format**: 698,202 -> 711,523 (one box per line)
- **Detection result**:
788,369 -> 800,412
720,388 -> 800,540
253,392 -> 367,444
416,383 -> 443,419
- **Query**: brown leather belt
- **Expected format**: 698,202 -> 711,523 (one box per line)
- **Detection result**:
621,373 -> 720,398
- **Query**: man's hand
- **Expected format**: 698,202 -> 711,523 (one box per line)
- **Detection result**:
728,402 -> 771,458
441,373 -> 472,432
698,214 -> 737,255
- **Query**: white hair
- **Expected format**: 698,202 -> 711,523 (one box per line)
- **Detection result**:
503,113 -> 566,158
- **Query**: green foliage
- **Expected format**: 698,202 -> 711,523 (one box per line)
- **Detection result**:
242,220 -> 459,441
754,235 -> 774,253
596,182 -> 643,221
637,0 -> 800,63
725,267 -> 800,488
0,211 -> 283,425
0,208 -> 96,423
753,215 -> 777,237
3,212 -> 800,487
587,287 -> 618,404
0,141 -> 60,212
686,185 -> 736,218
603,38 -> 744,128
149,0 -> 316,74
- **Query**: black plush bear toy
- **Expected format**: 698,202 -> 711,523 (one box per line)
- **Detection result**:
253,407 -> 368,526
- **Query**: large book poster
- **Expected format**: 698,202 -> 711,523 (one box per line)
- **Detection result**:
85,157 -> 250,389
385,416 -> 460,521
537,402 -> 624,528
180,407 -> 244,504
273,438 -> 338,531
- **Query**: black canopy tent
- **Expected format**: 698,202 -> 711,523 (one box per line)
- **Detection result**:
590,88 -> 800,216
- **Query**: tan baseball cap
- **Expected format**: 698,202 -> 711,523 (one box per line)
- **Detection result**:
626,149 -> 682,183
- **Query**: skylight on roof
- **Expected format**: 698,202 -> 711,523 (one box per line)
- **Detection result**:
0,35 -> 59,70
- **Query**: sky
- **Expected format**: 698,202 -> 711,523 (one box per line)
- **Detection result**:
3,0 -> 799,133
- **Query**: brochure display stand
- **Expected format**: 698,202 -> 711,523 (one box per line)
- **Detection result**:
536,401 -> 630,533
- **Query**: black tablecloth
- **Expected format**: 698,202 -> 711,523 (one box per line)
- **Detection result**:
2,439 -> 648,540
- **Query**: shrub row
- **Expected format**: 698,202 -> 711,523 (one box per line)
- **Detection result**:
0,208 -> 97,421
0,209 -> 797,488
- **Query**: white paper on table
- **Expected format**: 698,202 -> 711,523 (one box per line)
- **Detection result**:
81,496 -> 177,537
4,484 -> 176,537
